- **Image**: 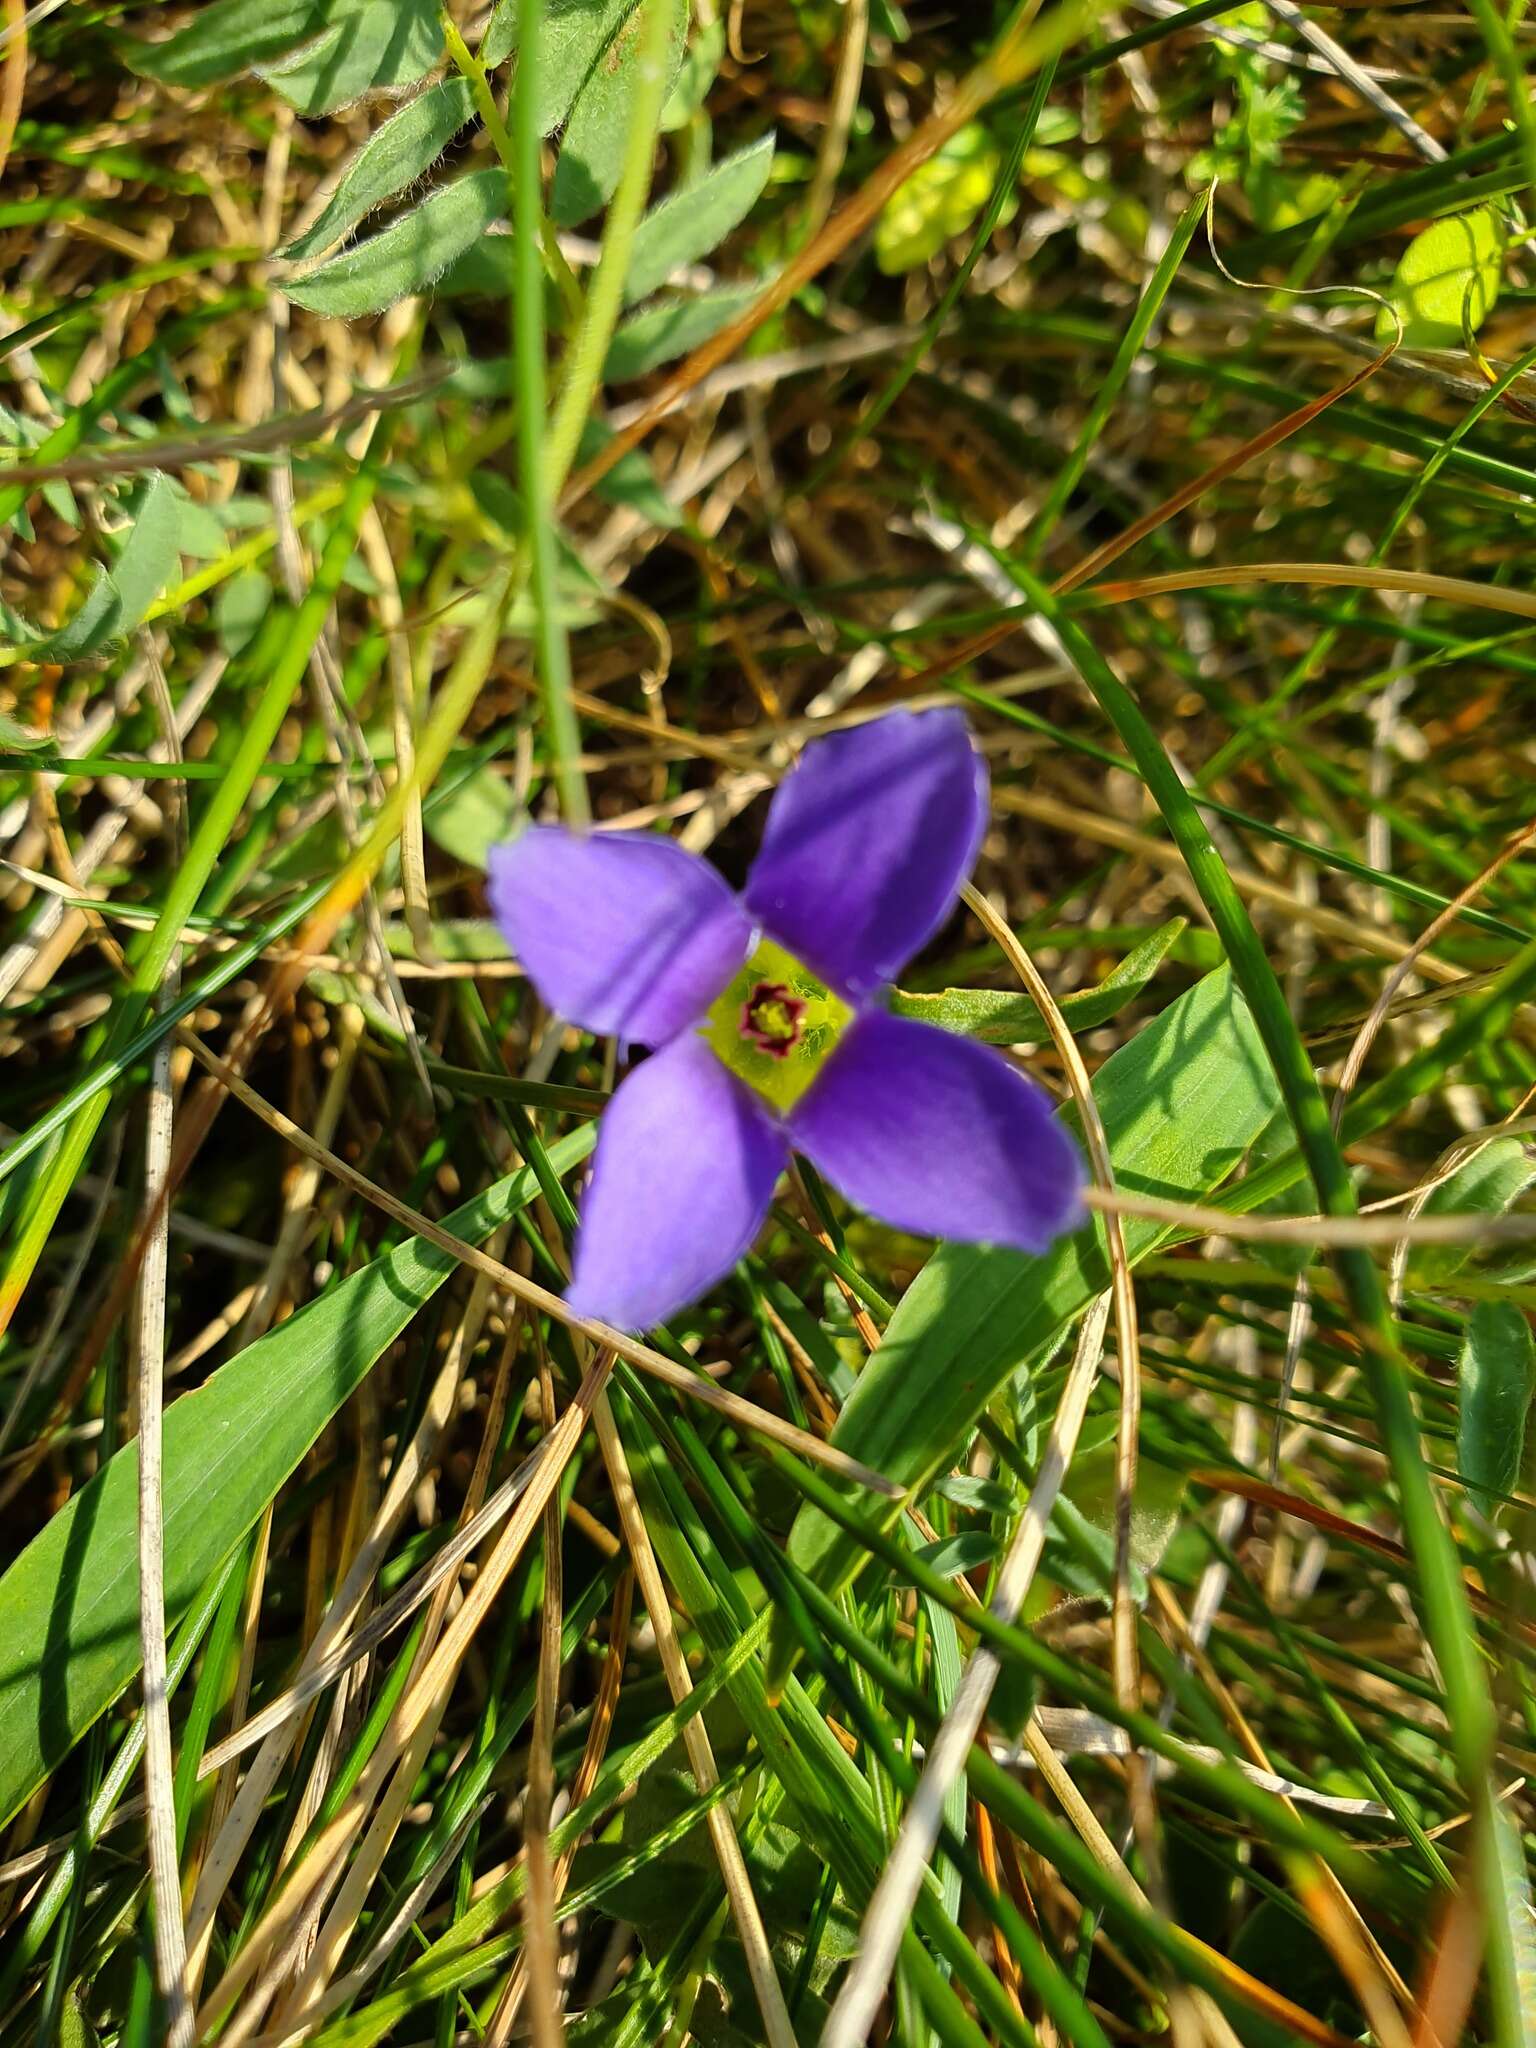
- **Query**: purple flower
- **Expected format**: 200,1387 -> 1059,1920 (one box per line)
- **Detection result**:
488,709 -> 1085,1332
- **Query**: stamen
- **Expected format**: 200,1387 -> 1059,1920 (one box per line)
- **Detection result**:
702,936 -> 852,1113
741,981 -> 805,1059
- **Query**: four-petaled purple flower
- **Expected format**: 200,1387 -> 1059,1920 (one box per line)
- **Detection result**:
489,708 -> 1084,1332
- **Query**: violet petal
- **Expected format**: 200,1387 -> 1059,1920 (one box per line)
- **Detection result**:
488,826 -> 753,1045
743,708 -> 987,998
787,1011 -> 1085,1253
567,1036 -> 788,1332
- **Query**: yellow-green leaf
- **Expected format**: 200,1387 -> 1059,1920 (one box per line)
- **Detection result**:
875,123 -> 1006,275
1377,206 -> 1505,348
1246,166 -> 1339,234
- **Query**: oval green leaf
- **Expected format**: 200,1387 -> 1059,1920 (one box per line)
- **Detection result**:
281,78 -> 476,261
1376,205 -> 1505,348
605,282 -> 759,379
424,762 -> 523,870
623,133 -> 775,305
875,123 -> 1004,275
1413,1134 -> 1536,1285
483,0 -> 639,131
550,0 -> 689,228
257,0 -> 441,116
126,0 -> 325,87
283,168 -> 506,319
3,471 -> 180,663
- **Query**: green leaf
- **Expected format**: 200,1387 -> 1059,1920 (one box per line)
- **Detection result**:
1059,1442 -> 1186,1583
484,0 -> 639,130
171,476 -> 232,559
875,123 -> 1006,275
424,763 -> 522,870
660,15 -> 723,131
775,969 -> 1282,1630
257,0 -> 441,116
623,133 -> 776,304
281,78 -> 477,259
106,473 -> 182,635
890,917 -> 1186,1045
1376,205 -> 1505,348
383,917 -> 510,962
0,404 -> 77,530
60,1987 -> 98,2048
283,168 -> 506,318
0,1128 -> 594,1830
550,0 -> 688,226
931,1473 -> 1013,1515
215,566 -> 271,656
125,0 -> 325,87
1457,1299 -> 1535,1517
435,237 -> 518,299
604,282 -> 758,379
1412,1135 -> 1536,1284
890,1531 -> 998,1585
1493,1810 -> 1536,2048
0,710 -> 55,753
1245,164 -> 1340,234
578,418 -> 680,526
3,471 -> 180,662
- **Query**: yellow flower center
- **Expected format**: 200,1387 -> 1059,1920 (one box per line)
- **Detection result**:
701,937 -> 853,1114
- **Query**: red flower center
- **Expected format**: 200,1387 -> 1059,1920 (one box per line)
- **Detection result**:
740,981 -> 806,1059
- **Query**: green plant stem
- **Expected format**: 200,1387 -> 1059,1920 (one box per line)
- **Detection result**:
440,10 -> 581,319
543,0 -> 676,494
511,0 -> 588,828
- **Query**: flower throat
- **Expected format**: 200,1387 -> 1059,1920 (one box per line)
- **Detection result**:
702,937 -> 852,1113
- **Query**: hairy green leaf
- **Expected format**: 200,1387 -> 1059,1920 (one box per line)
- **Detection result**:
1057,1442 -> 1186,1594
0,711 -> 54,753
2,472 -> 180,662
106,473 -> 183,636
257,0 -> 441,115
551,0 -> 689,227
425,763 -> 523,870
283,168 -> 506,317
660,15 -> 723,131
605,282 -> 758,378
1413,1135 -> 1536,1284
126,0 -> 325,87
484,0 -> 639,129
623,133 -> 775,304
890,1531 -> 998,1584
281,78 -> 477,259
